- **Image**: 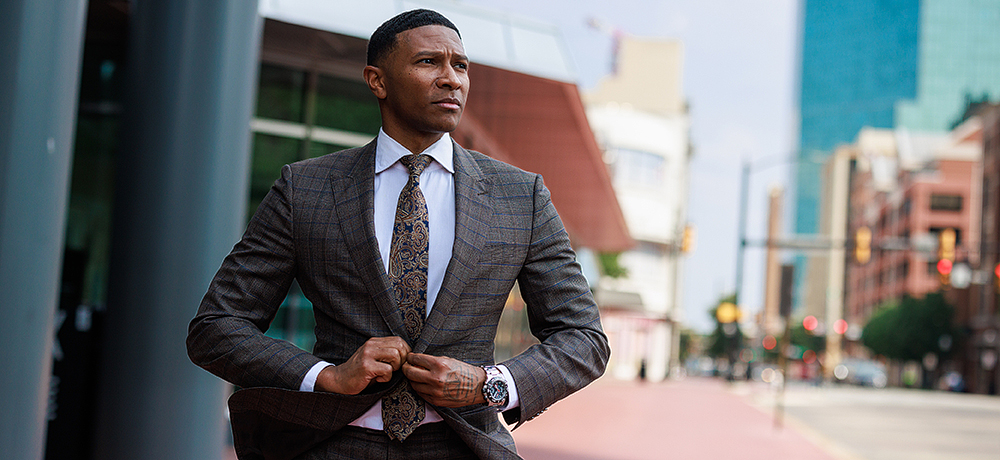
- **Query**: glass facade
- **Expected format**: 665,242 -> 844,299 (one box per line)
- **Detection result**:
250,61 -> 380,348
896,0 -> 1000,130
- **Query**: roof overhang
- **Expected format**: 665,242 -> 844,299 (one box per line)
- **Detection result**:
258,0 -> 576,82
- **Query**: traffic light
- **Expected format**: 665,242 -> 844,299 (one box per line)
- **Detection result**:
938,228 -> 956,261
937,258 -> 953,287
937,229 -> 956,288
716,302 -> 740,324
681,225 -> 696,254
855,226 -> 871,263
995,263 -> 1000,293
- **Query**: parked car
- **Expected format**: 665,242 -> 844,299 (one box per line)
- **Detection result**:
834,358 -> 887,388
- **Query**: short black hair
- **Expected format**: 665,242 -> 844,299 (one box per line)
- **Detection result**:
367,9 -> 461,66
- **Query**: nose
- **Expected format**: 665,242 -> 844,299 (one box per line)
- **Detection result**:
437,64 -> 462,90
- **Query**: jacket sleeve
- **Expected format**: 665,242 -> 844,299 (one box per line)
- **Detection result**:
186,165 -> 322,390
500,174 -> 611,427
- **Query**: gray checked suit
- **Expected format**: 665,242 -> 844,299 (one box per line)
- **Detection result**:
186,139 -> 610,459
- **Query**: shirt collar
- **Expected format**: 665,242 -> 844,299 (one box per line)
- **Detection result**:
375,129 -> 455,174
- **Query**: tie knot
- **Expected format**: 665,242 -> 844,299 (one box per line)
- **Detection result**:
399,154 -> 432,177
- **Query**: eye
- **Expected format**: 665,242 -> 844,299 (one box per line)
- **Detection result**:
454,62 -> 468,70
418,58 -> 435,64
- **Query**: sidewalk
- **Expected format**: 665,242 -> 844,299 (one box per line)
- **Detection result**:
222,377 -> 837,459
509,377 -> 837,460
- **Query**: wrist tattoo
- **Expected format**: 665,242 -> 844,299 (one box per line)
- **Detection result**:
443,367 -> 476,402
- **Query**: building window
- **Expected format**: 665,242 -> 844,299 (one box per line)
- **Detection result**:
249,62 -> 380,219
928,226 -> 962,247
256,64 -> 306,123
929,194 -> 963,212
607,148 -> 665,189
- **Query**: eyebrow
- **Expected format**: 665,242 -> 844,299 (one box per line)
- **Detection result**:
414,50 -> 469,62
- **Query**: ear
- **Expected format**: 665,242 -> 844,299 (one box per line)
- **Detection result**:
364,65 -> 387,100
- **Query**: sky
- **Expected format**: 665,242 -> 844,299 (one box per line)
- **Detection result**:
458,0 -> 802,332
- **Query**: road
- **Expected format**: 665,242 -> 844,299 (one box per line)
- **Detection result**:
744,382 -> 1000,460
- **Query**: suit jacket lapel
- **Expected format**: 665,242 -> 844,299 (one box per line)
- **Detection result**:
329,140 -> 408,338
417,142 -> 492,353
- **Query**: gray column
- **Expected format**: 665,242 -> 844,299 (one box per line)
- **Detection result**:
93,2 -> 261,459
0,1 -> 87,459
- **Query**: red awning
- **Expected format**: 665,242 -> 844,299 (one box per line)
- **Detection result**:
453,65 -> 633,253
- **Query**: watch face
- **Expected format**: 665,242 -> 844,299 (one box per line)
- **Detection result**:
484,379 -> 508,405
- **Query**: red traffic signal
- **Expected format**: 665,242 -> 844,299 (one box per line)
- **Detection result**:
937,259 -> 953,275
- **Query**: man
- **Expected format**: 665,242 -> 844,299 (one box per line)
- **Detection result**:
187,9 -> 608,460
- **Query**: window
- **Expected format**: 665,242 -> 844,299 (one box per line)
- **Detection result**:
928,226 -> 962,247
249,62 -> 380,220
929,194 -> 963,212
256,64 -> 306,122
314,74 -> 381,134
608,148 -> 665,188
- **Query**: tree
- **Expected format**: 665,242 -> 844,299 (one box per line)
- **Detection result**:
862,293 -> 956,362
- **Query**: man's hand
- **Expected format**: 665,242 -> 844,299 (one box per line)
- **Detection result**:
403,354 -> 486,407
315,336 -> 411,395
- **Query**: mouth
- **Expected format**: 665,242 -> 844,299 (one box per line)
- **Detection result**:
434,97 -> 462,111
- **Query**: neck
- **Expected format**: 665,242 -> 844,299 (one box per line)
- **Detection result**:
381,126 -> 446,154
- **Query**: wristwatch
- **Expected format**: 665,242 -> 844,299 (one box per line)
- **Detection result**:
481,365 -> 509,410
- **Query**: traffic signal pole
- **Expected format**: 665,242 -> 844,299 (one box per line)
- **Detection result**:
734,160 -> 750,311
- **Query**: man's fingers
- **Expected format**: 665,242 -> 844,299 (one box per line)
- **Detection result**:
405,352 -> 438,370
370,346 -> 404,369
401,361 -> 433,383
362,336 -> 411,369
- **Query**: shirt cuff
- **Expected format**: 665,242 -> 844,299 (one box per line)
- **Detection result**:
496,364 -> 520,411
299,361 -> 333,392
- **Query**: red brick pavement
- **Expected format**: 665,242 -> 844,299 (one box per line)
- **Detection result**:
509,377 -> 837,460
222,377 -> 836,460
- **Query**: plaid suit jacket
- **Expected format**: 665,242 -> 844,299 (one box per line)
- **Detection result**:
187,139 -> 610,459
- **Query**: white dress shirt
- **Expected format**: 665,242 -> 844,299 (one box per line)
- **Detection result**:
300,129 -> 519,429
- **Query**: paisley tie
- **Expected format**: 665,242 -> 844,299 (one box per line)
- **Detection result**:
382,153 -> 432,442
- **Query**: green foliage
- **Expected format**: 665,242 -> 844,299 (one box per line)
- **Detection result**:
598,252 -> 628,278
862,293 -> 956,362
758,323 -> 826,362
678,329 -> 694,363
790,324 -> 826,353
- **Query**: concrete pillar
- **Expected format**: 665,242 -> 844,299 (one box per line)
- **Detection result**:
93,2 -> 261,459
0,1 -> 87,459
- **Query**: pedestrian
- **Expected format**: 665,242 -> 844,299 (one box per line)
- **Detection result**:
186,8 -> 609,460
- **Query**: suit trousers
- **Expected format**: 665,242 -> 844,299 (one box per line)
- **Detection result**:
295,422 -> 477,460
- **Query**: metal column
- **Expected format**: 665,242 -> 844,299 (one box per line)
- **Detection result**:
0,1 -> 87,459
93,2 -> 261,459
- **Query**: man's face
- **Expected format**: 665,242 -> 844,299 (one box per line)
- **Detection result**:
374,25 -> 469,137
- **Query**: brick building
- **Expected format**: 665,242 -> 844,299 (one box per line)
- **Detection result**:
843,121 -> 982,360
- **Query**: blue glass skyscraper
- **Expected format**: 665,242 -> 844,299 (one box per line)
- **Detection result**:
797,0 -> 920,239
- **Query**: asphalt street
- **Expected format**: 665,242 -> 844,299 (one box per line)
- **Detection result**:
744,382 -> 1000,460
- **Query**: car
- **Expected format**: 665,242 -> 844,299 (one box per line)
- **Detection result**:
834,358 -> 887,388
